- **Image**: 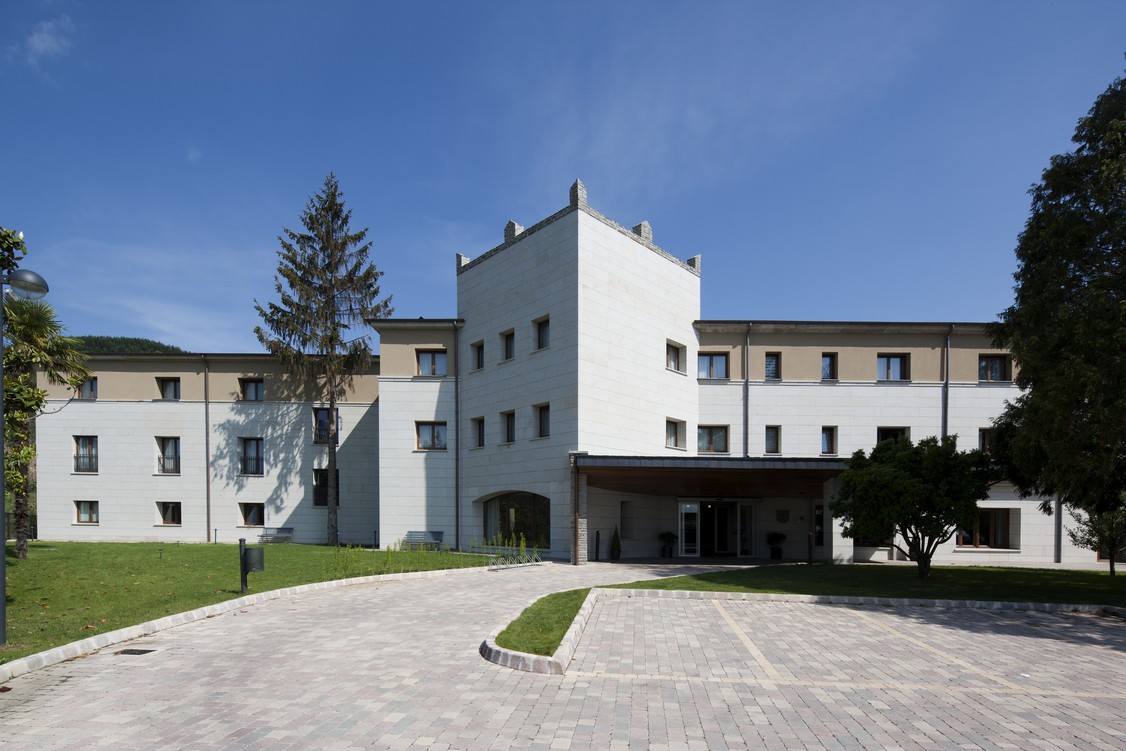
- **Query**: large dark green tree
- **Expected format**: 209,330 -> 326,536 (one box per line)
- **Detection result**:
255,174 -> 392,545
990,69 -> 1126,524
834,436 -> 992,579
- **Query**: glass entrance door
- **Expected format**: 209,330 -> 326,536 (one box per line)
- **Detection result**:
679,501 -> 699,557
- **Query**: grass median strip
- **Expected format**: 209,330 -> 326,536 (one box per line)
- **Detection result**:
2,541 -> 489,665
496,564 -> 1126,656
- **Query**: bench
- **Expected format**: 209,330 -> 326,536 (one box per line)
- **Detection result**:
402,530 -> 443,550
257,526 -> 294,543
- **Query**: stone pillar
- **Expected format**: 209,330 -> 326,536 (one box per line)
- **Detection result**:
569,179 -> 587,209
571,472 -> 588,565
504,220 -> 524,243
632,221 -> 653,243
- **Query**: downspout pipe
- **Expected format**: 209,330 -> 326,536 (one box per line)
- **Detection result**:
941,325 -> 953,438
202,355 -> 213,542
743,323 -> 751,458
453,323 -> 461,551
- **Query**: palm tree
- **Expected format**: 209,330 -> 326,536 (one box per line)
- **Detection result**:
4,297 -> 89,558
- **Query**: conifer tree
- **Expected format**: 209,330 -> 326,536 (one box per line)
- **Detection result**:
255,174 -> 392,545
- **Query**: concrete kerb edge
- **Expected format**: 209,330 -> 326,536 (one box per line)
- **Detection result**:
480,588 -> 1126,676
0,564 -> 493,685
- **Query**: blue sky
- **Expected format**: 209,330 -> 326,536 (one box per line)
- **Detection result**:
3,1 -> 1124,353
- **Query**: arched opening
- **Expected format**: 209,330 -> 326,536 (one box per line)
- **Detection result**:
483,492 -> 550,549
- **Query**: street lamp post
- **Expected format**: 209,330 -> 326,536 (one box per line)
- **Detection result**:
1,268 -> 49,644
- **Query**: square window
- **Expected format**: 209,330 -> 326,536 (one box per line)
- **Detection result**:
978,355 -> 1011,382
313,468 -> 340,507
158,377 -> 181,400
666,342 -> 685,373
765,425 -> 781,454
75,500 -> 99,524
697,353 -> 728,379
957,508 -> 1012,548
697,426 -> 729,453
536,404 -> 550,438
472,417 -> 485,448
241,438 -> 264,475
240,502 -> 264,526
535,318 -> 550,350
821,353 -> 838,381
157,437 -> 180,474
313,407 -> 340,445
765,352 -> 781,380
876,354 -> 909,381
501,331 -> 515,361
876,427 -> 909,444
821,426 -> 837,455
74,435 -> 98,473
502,411 -> 516,443
158,501 -> 181,525
416,422 -> 447,450
666,419 -> 685,449
471,342 -> 485,370
240,378 -> 264,401
417,350 -> 448,376
77,378 -> 97,400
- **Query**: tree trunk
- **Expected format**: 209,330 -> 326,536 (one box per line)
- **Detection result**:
15,488 -> 30,559
326,392 -> 339,547
1110,556 -> 1117,576
916,555 -> 932,579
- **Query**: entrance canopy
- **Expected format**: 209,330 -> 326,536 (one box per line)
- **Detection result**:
573,455 -> 847,498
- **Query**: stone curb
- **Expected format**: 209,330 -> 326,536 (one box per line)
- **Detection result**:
479,588 -> 1126,676
1,564 -> 492,685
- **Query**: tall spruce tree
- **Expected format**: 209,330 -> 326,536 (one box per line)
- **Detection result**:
255,174 -> 392,545
990,68 -> 1125,522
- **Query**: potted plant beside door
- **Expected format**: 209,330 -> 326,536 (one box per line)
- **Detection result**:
766,531 -> 786,560
658,530 -> 677,558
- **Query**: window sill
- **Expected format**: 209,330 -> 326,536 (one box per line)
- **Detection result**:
413,448 -> 448,453
532,346 -> 549,354
876,379 -> 912,384
699,451 -> 731,456
498,358 -> 514,365
697,378 -> 730,383
237,525 -> 264,529
239,473 -> 265,477
531,435 -> 550,441
666,367 -> 687,376
977,380 -> 1013,386
953,546 -> 1020,553
469,445 -> 485,451
72,471 -> 99,476
666,445 -> 687,451
499,441 -> 515,446
73,522 -> 99,526
763,452 -> 782,457
155,523 -> 182,528
412,374 -> 448,380
820,453 -> 838,457
154,472 -> 181,477
821,378 -> 839,384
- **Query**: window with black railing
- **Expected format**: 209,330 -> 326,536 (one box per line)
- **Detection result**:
313,407 -> 339,445
240,438 -> 264,475
74,436 -> 98,473
157,437 -> 180,474
74,453 -> 99,473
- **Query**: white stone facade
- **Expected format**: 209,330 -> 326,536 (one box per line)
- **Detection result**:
33,182 -> 1100,568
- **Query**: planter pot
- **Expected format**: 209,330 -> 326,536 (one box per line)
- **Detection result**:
769,547 -> 783,560
660,545 -> 673,558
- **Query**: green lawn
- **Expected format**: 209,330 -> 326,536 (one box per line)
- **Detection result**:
497,563 -> 1126,656
2,541 -> 488,665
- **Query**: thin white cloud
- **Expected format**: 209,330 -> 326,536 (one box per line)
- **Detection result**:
186,146 -> 203,163
24,15 -> 75,69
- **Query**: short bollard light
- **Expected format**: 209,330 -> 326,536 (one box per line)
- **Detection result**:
239,538 -> 265,594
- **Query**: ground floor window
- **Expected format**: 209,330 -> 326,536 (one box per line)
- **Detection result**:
240,502 -> 264,526
75,500 -> 99,524
158,501 -> 181,525
957,508 -> 1013,548
483,492 -> 549,548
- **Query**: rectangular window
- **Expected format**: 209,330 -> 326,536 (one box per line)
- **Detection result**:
501,330 -> 515,361
814,505 -> 825,547
313,407 -> 340,445
535,318 -> 550,350
157,437 -> 180,474
666,342 -> 685,373
158,377 -> 181,400
74,436 -> 98,473
536,404 -> 550,438
876,427 -> 909,444
313,468 -> 340,507
502,411 -> 516,443
472,417 -> 485,448
417,350 -> 448,376
978,428 -> 993,454
765,352 -> 781,380
666,419 -> 685,449
821,353 -> 838,381
77,378 -> 97,400
240,378 -> 264,401
697,353 -> 728,379
765,426 -> 781,454
978,355 -> 1011,382
876,354 -> 909,381
471,341 -> 484,370
697,425 -> 729,453
957,509 -> 1012,548
416,422 -> 447,450
75,500 -> 99,524
158,501 -> 181,525
240,502 -> 264,526
821,426 -> 837,455
241,438 -> 264,475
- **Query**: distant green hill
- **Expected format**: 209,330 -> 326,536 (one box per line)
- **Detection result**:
75,336 -> 187,354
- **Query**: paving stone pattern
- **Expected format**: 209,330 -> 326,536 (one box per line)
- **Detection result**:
2,561 -> 1125,750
